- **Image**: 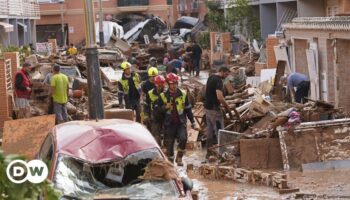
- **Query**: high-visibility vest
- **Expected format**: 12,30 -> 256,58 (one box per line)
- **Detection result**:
118,73 -> 141,94
148,89 -> 160,108
160,89 -> 187,115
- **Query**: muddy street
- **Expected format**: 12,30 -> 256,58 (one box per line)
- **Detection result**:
183,149 -> 350,200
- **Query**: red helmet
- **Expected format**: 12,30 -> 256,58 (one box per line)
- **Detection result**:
154,75 -> 166,86
166,73 -> 179,84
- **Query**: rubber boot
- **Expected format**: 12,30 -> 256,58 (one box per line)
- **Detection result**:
175,150 -> 185,166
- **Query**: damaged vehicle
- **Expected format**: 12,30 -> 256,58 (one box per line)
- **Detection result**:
38,119 -> 193,200
123,16 -> 168,44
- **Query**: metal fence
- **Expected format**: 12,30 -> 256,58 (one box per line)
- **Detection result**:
0,0 -> 40,18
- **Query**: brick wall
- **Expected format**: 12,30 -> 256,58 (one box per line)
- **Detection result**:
4,52 -> 20,118
4,52 -> 19,83
337,39 -> 350,112
266,36 -> 279,68
0,59 -> 11,130
294,39 -> 309,75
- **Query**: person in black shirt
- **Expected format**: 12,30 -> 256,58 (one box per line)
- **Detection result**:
191,40 -> 202,77
204,66 -> 231,161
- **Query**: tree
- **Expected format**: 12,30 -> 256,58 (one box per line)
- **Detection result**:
205,1 -> 227,32
0,151 -> 61,200
228,0 -> 260,40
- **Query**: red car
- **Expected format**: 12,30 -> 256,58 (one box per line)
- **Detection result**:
38,119 -> 193,199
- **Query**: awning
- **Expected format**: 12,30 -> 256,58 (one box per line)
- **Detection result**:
17,21 -> 28,32
0,22 -> 14,32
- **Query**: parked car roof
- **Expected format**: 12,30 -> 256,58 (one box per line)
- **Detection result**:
173,16 -> 199,29
52,119 -> 160,163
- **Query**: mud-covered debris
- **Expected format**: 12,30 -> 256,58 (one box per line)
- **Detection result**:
139,159 -> 178,181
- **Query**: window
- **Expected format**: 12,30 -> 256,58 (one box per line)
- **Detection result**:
39,134 -> 54,166
327,6 -> 338,16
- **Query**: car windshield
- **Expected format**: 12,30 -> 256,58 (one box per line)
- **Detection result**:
54,148 -> 178,199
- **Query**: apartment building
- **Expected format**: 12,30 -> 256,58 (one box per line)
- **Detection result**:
0,0 -> 40,47
219,0 -> 349,39
178,0 -> 208,19
37,0 -> 182,46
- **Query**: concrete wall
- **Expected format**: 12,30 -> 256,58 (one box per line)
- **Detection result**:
260,3 -> 277,38
297,0 -> 326,17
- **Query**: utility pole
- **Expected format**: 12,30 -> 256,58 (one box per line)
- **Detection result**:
59,0 -> 65,47
83,0 -> 104,119
98,0 -> 104,47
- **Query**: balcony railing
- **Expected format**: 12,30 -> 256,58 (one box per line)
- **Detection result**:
0,0 -> 40,18
117,0 -> 149,7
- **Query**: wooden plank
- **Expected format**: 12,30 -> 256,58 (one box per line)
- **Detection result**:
306,49 -> 319,100
2,115 -> 55,160
273,61 -> 286,101
278,188 -> 300,195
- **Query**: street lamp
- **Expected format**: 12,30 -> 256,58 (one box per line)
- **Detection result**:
58,0 -> 65,47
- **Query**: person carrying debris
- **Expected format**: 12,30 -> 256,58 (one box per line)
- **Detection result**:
160,73 -> 196,166
67,43 -> 77,56
141,67 -> 159,129
280,72 -> 310,104
50,64 -> 69,124
144,75 -> 166,146
15,62 -> 33,118
118,61 -> 142,122
204,66 -> 232,161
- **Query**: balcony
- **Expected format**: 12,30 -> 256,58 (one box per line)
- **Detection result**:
117,0 -> 149,7
0,0 -> 40,19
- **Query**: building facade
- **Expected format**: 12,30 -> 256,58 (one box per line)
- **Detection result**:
284,16 -> 350,112
37,0 -> 185,45
218,0 -> 349,39
178,0 -> 208,20
0,0 -> 40,47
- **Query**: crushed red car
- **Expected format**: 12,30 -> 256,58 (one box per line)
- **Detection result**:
38,119 -> 193,199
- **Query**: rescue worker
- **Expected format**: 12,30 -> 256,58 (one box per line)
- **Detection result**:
118,61 -> 142,122
160,73 -> 196,166
141,67 -> 159,129
142,67 -> 158,97
144,75 -> 166,146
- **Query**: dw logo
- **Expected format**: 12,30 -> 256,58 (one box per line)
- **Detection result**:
6,160 -> 48,184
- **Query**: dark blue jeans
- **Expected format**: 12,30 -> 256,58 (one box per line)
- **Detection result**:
295,81 -> 310,103
164,123 -> 187,159
192,59 -> 200,76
